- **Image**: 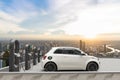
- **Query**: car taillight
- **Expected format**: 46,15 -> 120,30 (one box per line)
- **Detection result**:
43,55 -> 47,60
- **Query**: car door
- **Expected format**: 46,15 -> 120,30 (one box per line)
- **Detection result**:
62,49 -> 84,70
53,48 -> 69,70
73,49 -> 86,69
54,48 -> 86,70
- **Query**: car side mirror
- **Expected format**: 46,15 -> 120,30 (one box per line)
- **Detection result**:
80,53 -> 86,56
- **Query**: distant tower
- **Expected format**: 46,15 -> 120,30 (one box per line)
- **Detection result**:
79,40 -> 82,50
103,44 -> 107,53
82,41 -> 86,52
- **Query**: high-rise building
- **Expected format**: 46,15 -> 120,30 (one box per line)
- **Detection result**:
0,43 -> 3,53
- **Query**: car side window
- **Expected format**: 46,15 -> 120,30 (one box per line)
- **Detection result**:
54,49 -> 63,54
73,50 -> 81,55
63,49 -> 74,55
54,49 -> 81,55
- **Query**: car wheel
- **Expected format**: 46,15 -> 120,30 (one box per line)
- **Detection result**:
86,62 -> 99,71
44,62 -> 57,71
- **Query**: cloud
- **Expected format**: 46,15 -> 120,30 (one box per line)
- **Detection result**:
0,0 -> 50,23
0,0 -> 50,32
20,0 -> 120,38
51,30 -> 66,35
6,0 -> 39,22
63,3 -> 120,35
0,19 -> 33,34
0,0 -> 40,35
47,0 -> 90,31
0,11 -> 22,23
1,0 -> 120,40
45,0 -> 120,38
40,9 -> 48,15
49,0 -> 72,10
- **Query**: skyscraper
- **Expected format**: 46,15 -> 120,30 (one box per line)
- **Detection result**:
0,43 -> 3,53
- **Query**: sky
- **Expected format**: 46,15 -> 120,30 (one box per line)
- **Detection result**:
0,0 -> 120,40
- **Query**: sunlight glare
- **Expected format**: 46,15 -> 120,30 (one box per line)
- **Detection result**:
83,33 -> 97,39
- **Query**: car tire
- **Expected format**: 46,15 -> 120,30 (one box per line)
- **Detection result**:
86,62 -> 99,71
44,62 -> 57,71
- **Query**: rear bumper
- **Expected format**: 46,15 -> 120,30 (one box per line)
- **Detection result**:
41,60 -> 45,70
41,60 -> 49,70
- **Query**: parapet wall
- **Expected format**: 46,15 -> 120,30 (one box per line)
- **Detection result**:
0,72 -> 119,80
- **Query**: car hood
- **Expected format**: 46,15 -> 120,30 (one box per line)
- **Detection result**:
85,55 -> 98,59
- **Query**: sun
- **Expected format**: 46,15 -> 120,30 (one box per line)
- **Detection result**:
82,32 -> 97,39
63,24 -> 99,39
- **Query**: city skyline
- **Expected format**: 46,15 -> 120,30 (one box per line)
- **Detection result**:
0,0 -> 120,40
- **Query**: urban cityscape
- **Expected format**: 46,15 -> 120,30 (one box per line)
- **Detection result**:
0,39 -> 120,70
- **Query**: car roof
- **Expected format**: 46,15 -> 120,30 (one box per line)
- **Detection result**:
52,47 -> 80,50
47,47 -> 83,54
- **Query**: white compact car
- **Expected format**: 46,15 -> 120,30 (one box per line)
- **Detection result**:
41,47 -> 100,71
